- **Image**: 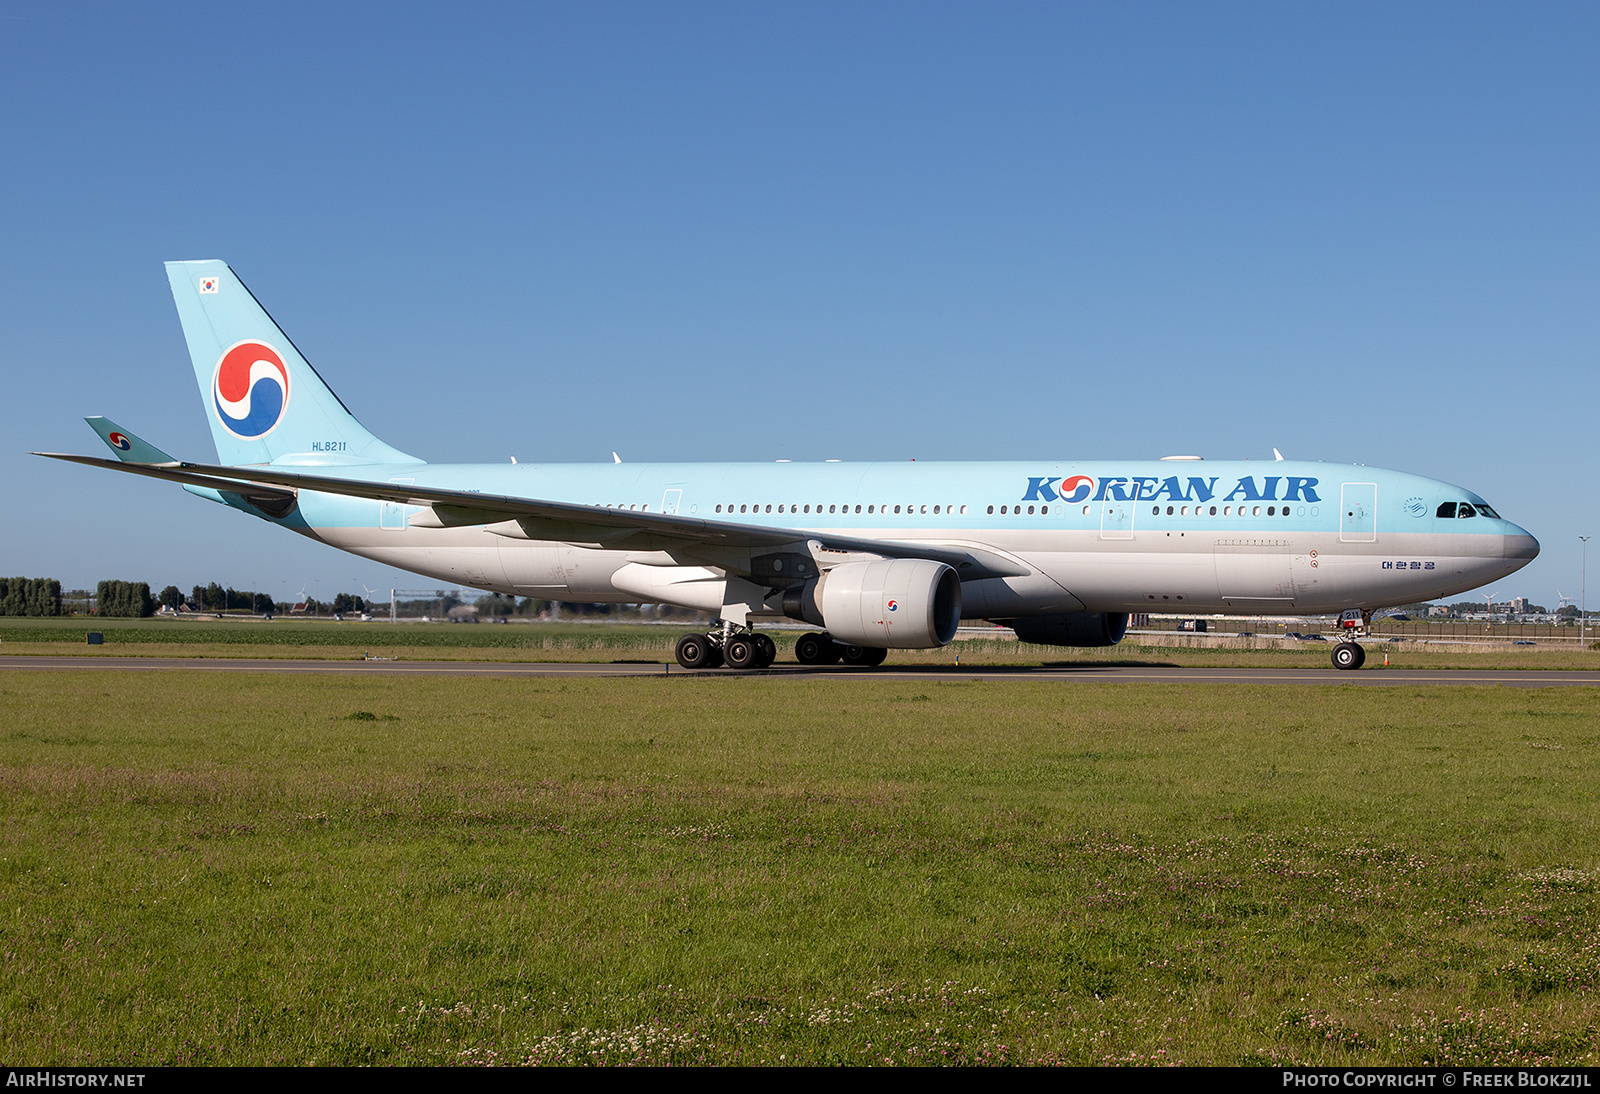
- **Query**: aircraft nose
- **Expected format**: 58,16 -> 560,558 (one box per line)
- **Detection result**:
1502,532 -> 1540,560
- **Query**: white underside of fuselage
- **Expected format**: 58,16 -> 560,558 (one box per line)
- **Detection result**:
305,523 -> 1527,618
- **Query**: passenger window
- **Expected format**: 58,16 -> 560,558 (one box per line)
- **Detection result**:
987,505 -> 994,515
1436,502 -> 1457,518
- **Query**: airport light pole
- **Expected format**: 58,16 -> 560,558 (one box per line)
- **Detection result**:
1583,536 -> 1591,648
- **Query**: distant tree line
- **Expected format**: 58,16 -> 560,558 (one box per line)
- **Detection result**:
3,577 -> 708,621
173,583 -> 279,614
0,577 -> 63,616
96,580 -> 154,618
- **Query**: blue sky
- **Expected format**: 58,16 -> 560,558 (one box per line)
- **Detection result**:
2,2 -> 1595,607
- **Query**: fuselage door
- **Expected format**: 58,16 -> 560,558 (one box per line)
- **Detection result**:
379,478 -> 416,530
1339,482 -> 1377,543
660,488 -> 683,515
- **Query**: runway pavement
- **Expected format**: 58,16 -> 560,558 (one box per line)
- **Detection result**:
2,655 -> 1598,686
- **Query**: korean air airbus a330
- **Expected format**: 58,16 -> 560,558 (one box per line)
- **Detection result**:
38,260 -> 1540,671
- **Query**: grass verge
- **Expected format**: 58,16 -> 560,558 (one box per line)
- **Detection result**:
2,673 -> 1598,1064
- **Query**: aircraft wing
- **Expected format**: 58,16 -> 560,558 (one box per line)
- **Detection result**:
34,451 -> 1031,581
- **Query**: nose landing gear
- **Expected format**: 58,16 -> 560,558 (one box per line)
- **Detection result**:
1331,641 -> 1366,670
1331,608 -> 1372,671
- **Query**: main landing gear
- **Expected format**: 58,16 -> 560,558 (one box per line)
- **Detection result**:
795,632 -> 886,667
674,629 -> 777,670
673,629 -> 888,670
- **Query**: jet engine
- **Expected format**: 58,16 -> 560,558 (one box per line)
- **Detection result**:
1007,611 -> 1129,647
782,559 -> 961,649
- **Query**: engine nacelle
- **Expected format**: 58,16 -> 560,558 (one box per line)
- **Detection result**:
783,559 -> 961,649
1007,611 -> 1129,647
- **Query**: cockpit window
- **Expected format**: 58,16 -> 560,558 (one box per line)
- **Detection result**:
1457,504 -> 1476,518
1436,502 -> 1457,518
1476,504 -> 1499,519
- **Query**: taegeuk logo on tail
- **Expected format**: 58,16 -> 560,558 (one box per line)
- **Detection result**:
212,341 -> 291,439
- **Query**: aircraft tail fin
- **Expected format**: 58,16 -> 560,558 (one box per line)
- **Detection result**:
84,416 -> 178,465
164,260 -> 423,468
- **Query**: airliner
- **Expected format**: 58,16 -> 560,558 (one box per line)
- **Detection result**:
37,260 -> 1539,671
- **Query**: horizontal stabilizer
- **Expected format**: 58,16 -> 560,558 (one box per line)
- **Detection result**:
36,452 -> 298,514
84,417 -> 177,465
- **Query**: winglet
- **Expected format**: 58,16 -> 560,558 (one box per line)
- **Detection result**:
84,417 -> 179,465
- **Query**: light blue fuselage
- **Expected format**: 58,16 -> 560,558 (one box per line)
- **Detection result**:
209,457 -> 1536,617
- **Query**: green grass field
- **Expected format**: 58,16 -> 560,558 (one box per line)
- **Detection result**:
2,671 -> 1597,1065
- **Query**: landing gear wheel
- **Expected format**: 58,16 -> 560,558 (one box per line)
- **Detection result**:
725,635 -> 760,670
839,644 -> 888,667
1332,641 -> 1366,671
675,633 -> 711,670
754,633 -> 776,668
795,632 -> 829,665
